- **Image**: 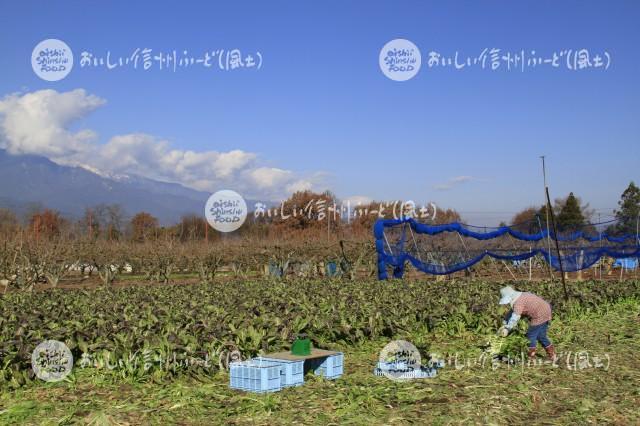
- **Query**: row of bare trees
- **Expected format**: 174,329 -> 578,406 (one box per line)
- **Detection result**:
0,188 -> 472,245
0,233 -> 380,293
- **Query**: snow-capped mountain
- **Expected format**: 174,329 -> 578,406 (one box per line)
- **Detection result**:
0,149 -> 219,224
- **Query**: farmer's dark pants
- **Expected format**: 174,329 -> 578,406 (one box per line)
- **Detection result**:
526,321 -> 551,349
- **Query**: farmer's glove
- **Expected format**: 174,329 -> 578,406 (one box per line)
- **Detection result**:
497,326 -> 509,337
504,312 -> 521,330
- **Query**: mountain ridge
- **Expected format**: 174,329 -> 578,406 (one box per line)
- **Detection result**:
0,149 -> 237,225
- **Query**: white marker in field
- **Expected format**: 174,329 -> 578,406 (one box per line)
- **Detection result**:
205,190 -> 247,233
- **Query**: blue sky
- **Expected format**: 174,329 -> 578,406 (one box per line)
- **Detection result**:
0,1 -> 638,225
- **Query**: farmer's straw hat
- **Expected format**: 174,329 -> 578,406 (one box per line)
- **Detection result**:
499,286 -> 522,305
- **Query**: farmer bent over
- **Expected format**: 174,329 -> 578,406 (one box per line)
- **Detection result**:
498,286 -> 556,361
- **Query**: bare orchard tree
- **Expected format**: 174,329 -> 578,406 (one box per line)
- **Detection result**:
0,238 -> 19,293
106,204 -> 126,240
39,236 -> 79,288
340,240 -> 376,280
224,243 -> 258,279
126,240 -> 148,277
0,208 -> 19,239
187,243 -> 225,284
140,240 -> 179,284
89,203 -> 127,240
2,238 -> 45,292
71,238 -> 99,279
88,240 -> 130,285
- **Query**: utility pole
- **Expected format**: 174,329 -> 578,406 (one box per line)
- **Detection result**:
327,202 -> 331,242
541,156 -> 569,300
540,156 -> 554,280
598,213 -> 602,280
636,212 -> 640,279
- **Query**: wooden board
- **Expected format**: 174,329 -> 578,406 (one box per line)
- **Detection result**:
263,348 -> 340,361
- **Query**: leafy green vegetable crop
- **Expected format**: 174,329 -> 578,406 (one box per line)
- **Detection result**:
0,278 -> 638,388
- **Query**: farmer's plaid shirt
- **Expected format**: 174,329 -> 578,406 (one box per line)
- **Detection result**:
513,292 -> 552,326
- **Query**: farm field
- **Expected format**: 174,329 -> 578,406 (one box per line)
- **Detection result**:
2,1 -> 640,425
1,279 -> 639,425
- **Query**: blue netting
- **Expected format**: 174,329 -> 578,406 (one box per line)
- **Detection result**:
375,218 -> 640,279
377,218 -> 636,242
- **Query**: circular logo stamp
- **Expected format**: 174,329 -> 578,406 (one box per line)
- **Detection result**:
31,340 -> 73,382
378,339 -> 422,381
205,189 -> 248,233
379,39 -> 421,81
31,39 -> 74,81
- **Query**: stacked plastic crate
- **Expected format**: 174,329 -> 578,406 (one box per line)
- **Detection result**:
258,357 -> 304,387
229,352 -> 344,393
307,353 -> 344,379
229,358 -> 284,393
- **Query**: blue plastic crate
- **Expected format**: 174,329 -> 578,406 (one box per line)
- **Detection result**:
257,357 -> 304,387
229,358 -> 283,393
325,261 -> 339,277
614,258 -> 638,270
309,352 -> 344,379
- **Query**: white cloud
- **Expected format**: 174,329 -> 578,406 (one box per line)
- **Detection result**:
433,175 -> 476,191
82,134 -> 257,191
342,195 -> 373,205
286,179 -> 313,194
0,89 -> 104,157
249,167 -> 293,189
0,89 -> 323,199
213,150 -> 256,178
